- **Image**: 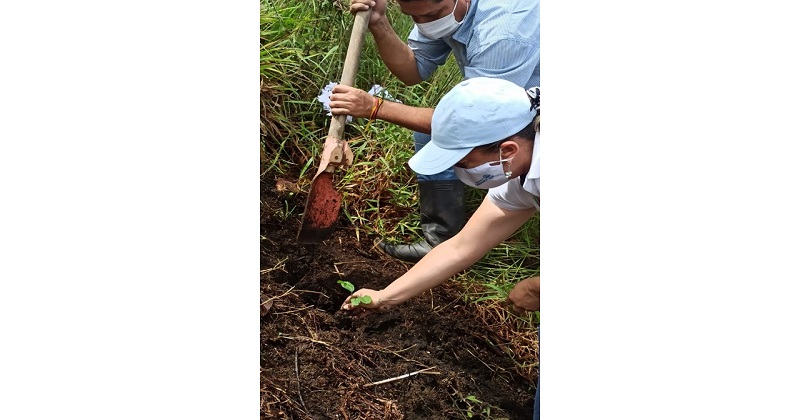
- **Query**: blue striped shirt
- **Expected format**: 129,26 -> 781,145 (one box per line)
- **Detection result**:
407,0 -> 540,89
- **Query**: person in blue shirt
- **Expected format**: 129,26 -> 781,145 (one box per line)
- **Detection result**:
329,0 -> 540,263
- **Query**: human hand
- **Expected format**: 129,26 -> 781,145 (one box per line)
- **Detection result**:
349,0 -> 386,26
340,288 -> 391,317
507,276 -> 540,314
330,84 -> 375,119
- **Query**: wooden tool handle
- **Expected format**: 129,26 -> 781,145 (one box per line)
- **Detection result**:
328,10 -> 371,141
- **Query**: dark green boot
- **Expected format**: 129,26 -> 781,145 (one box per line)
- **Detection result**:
379,180 -> 466,263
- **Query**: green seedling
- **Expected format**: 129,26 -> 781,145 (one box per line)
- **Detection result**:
337,280 -> 373,307
349,295 -> 373,306
337,280 -> 355,293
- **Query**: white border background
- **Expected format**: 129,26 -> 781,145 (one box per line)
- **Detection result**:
2,0 -> 800,419
1,1 -> 257,418
546,1 -> 800,418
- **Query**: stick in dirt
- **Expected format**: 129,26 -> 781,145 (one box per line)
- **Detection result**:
361,367 -> 441,388
295,347 -> 307,411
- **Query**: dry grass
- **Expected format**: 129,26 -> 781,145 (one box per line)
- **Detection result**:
441,280 -> 540,382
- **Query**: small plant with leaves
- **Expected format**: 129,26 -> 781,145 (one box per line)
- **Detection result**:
337,280 -> 373,306
463,395 -> 496,419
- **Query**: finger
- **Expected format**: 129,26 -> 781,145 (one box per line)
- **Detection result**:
329,107 -> 352,116
329,95 -> 353,104
339,303 -> 366,317
504,298 -> 525,315
341,293 -> 357,310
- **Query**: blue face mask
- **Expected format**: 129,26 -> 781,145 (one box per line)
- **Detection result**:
454,152 -> 513,189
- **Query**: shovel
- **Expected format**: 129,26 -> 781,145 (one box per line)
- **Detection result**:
296,9 -> 372,244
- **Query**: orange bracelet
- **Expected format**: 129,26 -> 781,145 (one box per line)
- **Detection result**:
369,97 -> 384,121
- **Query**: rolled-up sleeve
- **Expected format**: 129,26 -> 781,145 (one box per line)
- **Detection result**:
407,27 -> 453,82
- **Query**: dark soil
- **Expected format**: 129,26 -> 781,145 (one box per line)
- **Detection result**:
261,171 -> 537,419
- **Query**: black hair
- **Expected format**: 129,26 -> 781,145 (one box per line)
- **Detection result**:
474,113 -> 539,154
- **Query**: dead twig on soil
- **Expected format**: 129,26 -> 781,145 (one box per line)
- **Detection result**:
376,398 -> 400,418
295,347 -> 307,412
365,343 -> 430,367
261,257 -> 289,274
272,304 -> 313,315
466,347 -> 510,379
361,367 -> 440,388
261,299 -> 274,317
339,389 -> 353,420
266,285 -> 298,301
262,375 -> 312,420
337,388 -> 402,419
278,335 -> 331,347
290,289 -> 327,296
331,259 -> 373,266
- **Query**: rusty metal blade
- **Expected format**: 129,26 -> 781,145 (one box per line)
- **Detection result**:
296,171 -> 342,244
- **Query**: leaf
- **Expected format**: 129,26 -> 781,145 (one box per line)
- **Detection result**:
260,299 -> 274,317
337,280 -> 354,293
350,295 -> 373,307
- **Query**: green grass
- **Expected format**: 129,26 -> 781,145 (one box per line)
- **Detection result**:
261,0 -> 539,318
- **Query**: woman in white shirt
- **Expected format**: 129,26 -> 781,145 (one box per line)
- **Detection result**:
341,77 -> 540,316
341,76 -> 542,419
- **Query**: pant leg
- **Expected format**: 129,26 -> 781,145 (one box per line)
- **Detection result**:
533,375 -> 540,420
413,131 -> 458,182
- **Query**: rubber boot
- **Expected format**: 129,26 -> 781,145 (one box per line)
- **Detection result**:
379,180 -> 466,263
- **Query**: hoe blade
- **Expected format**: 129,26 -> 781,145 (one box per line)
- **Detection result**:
296,171 -> 342,243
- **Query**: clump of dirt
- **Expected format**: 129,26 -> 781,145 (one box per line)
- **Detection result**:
262,171 -> 537,419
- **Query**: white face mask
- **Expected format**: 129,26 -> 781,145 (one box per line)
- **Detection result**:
454,152 -> 513,189
416,0 -> 463,39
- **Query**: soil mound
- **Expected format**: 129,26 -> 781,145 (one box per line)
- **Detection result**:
262,173 -> 537,419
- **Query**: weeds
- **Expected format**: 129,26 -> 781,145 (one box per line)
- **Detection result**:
261,0 -> 462,241
273,200 -> 296,222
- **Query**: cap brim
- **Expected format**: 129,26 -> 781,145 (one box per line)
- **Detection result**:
408,140 -> 472,176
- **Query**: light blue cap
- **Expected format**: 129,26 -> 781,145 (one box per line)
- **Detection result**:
409,77 -> 537,175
